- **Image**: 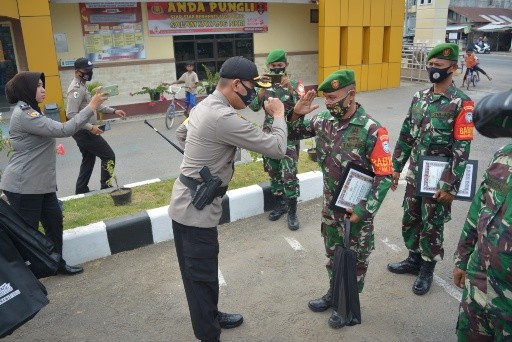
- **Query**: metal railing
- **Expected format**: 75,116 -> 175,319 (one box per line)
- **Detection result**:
400,43 -> 433,82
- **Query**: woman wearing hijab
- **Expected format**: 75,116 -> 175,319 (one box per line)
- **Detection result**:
1,71 -> 107,275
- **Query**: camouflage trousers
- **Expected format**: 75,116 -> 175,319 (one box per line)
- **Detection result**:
401,183 -> 451,262
456,260 -> 512,341
263,141 -> 299,199
321,217 -> 375,293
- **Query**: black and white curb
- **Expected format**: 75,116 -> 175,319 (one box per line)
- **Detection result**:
62,171 -> 323,266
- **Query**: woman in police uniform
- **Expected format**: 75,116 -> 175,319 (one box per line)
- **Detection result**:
1,71 -> 107,275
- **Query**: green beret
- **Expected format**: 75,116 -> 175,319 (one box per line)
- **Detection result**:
266,49 -> 287,64
318,69 -> 355,93
427,43 -> 459,61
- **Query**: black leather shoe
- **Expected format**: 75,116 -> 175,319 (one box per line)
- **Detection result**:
308,290 -> 332,312
387,251 -> 422,275
57,264 -> 84,275
218,312 -> 243,329
328,311 -> 347,329
413,260 -> 436,295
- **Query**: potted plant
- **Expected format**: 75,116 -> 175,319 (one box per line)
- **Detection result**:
105,160 -> 132,206
304,138 -> 317,162
130,83 -> 168,102
202,64 -> 220,95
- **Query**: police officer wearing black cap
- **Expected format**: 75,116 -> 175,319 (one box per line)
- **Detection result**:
65,57 -> 127,194
169,56 -> 317,342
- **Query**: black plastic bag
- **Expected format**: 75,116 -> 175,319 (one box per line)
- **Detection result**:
0,226 -> 49,338
331,218 -> 362,326
0,199 -> 60,278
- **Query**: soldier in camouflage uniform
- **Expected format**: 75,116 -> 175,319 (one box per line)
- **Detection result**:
388,43 -> 474,296
288,69 -> 392,329
249,49 -> 304,230
453,90 -> 512,341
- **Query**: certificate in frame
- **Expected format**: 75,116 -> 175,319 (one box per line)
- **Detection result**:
416,156 -> 478,201
330,162 -> 375,212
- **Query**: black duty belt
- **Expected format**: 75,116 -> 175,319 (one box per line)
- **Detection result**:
179,174 -> 228,198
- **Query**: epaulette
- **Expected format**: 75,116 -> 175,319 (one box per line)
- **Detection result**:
74,81 -> 81,88
20,104 -> 31,110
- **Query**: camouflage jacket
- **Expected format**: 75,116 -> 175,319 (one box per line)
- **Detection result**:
392,85 -> 473,196
288,104 -> 392,221
249,79 -> 301,145
454,145 -> 512,277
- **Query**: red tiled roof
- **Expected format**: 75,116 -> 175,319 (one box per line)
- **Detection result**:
449,6 -> 512,23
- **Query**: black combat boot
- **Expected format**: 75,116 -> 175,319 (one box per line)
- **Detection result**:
268,195 -> 288,221
287,198 -> 299,230
328,310 -> 347,329
309,276 -> 333,312
387,251 -> 422,275
412,260 -> 436,295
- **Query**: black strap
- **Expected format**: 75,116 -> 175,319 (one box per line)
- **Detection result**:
344,217 -> 351,249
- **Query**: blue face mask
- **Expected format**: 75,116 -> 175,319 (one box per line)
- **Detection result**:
236,81 -> 257,106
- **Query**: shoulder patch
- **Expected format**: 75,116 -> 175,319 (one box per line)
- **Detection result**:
25,109 -> 42,118
370,127 -> 393,175
73,91 -> 80,99
74,81 -> 81,88
454,100 -> 474,140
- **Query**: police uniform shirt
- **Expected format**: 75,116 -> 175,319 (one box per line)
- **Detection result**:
65,77 -> 115,130
170,89 -> 287,228
0,101 -> 94,194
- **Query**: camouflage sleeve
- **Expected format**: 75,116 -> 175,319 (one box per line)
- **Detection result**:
453,183 -> 483,270
438,140 -> 471,195
287,116 -> 316,141
392,96 -> 417,172
353,124 -> 392,220
248,88 -> 264,112
438,101 -> 472,195
352,175 -> 392,221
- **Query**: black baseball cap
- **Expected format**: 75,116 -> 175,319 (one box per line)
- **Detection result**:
220,56 -> 271,88
74,57 -> 94,69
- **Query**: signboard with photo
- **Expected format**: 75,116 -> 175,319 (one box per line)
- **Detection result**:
146,2 -> 268,36
79,2 -> 145,62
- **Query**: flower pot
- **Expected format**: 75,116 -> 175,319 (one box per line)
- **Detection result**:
110,187 -> 132,206
149,92 -> 161,101
307,148 -> 318,162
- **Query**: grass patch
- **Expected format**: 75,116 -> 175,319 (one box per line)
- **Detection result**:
63,151 -> 319,230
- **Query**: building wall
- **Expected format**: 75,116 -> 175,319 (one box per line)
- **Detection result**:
414,0 -> 450,46
318,0 -> 405,92
52,2 -> 319,97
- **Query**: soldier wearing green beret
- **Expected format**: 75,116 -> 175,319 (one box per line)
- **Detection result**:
388,42 -> 474,295
249,49 -> 305,230
288,69 -> 393,328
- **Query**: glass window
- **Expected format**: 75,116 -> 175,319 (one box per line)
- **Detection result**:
175,41 -> 195,62
173,33 -> 253,79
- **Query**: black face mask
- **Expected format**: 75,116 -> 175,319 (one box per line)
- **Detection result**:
427,66 -> 452,83
269,67 -> 285,75
79,70 -> 93,81
236,81 -> 257,106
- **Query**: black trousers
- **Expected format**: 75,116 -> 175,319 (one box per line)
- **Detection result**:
72,130 -> 115,194
172,220 -> 221,340
4,191 -> 65,265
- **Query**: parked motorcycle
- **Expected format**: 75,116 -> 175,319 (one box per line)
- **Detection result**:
474,43 -> 491,54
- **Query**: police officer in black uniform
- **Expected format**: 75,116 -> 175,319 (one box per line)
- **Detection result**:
65,58 -> 126,194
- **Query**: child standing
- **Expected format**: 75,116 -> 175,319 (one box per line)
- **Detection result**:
171,63 -> 199,116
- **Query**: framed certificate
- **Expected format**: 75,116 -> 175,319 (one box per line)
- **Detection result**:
416,156 -> 478,201
330,162 -> 375,212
